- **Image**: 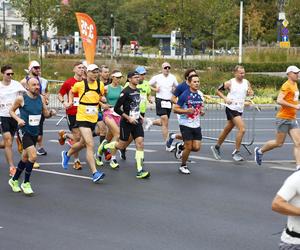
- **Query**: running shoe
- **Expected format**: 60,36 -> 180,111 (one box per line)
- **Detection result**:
254,147 -> 263,166
37,147 -> 47,156
104,150 -> 112,161
210,145 -> 221,160
144,118 -> 153,131
21,182 -> 34,195
166,133 -> 175,149
94,153 -> 103,166
174,142 -> 184,159
16,136 -> 23,154
232,151 -> 244,162
8,178 -> 21,192
179,165 -> 191,174
136,169 -> 150,179
97,139 -> 107,156
92,171 -> 105,183
58,130 -> 66,145
119,149 -> 126,160
33,162 -> 40,169
61,150 -> 70,169
73,160 -> 82,170
110,159 -> 119,169
9,166 -> 16,177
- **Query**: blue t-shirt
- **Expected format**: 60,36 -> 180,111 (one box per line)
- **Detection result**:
173,81 -> 189,97
177,89 -> 204,128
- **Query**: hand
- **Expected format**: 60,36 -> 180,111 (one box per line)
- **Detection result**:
102,103 -> 111,110
200,110 -> 205,116
17,118 -> 25,127
225,98 -> 232,105
63,102 -> 71,109
50,109 -> 57,116
128,116 -> 138,124
155,86 -> 160,93
186,108 -> 195,114
296,104 -> 300,110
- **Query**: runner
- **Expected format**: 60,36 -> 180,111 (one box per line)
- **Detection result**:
146,62 -> 178,151
173,74 -> 204,174
254,66 -> 300,169
61,64 -> 105,183
210,65 -> 254,161
0,65 -> 26,176
98,71 -> 150,179
95,70 -> 123,169
57,62 -> 84,170
8,77 -> 56,195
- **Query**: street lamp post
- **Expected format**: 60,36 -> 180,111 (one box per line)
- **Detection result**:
2,0 -> 6,51
110,13 -> 114,60
238,0 -> 243,64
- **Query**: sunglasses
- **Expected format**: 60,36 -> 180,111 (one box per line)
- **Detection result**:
140,73 -> 146,76
164,66 -> 171,70
33,66 -> 40,70
6,73 -> 14,76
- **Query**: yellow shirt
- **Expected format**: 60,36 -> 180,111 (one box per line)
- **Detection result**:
276,80 -> 299,120
72,80 -> 104,123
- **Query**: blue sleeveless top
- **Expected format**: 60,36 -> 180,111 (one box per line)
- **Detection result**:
20,93 -> 43,136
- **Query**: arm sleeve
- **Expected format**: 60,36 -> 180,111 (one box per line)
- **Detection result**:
59,81 -> 68,95
114,91 -> 127,116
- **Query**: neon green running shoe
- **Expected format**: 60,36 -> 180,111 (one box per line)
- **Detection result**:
8,178 -> 21,192
21,182 -> 34,195
110,159 -> 119,169
97,139 -> 107,156
136,170 -> 150,179
94,153 -> 104,166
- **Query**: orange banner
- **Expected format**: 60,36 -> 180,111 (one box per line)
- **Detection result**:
75,12 -> 97,64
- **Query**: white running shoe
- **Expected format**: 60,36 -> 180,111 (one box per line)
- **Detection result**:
179,165 -> 190,174
144,118 -> 153,131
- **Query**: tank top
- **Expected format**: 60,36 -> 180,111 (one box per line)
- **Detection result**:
226,78 -> 249,113
106,84 -> 122,106
20,93 -> 43,136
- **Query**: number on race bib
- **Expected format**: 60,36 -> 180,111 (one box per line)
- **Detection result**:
161,100 -> 171,109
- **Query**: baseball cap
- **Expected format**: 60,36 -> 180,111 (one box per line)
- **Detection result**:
28,60 -> 40,71
111,71 -> 123,77
286,65 -> 300,74
87,64 -> 99,72
162,62 -> 171,69
82,60 -> 88,68
127,71 -> 139,79
135,66 -> 147,74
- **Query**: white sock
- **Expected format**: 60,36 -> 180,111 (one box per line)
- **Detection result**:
171,134 -> 176,139
74,158 -> 80,162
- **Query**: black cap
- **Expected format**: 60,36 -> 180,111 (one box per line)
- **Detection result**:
127,71 -> 139,79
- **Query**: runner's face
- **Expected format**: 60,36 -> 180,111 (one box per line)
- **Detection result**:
288,71 -> 299,81
28,78 -> 40,95
3,69 -> 14,82
31,66 -> 41,77
74,64 -> 84,77
130,75 -> 140,85
235,68 -> 245,81
189,77 -> 200,91
87,70 -> 99,81
139,73 -> 145,82
101,68 -> 109,80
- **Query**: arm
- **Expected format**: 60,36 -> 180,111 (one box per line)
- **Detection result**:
9,96 -> 25,127
42,97 -> 56,118
173,103 -> 194,115
216,81 -> 231,104
247,81 -> 254,97
272,195 -> 300,216
277,91 -> 300,110
114,92 -> 136,124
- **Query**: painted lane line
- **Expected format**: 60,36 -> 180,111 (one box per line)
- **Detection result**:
270,166 -> 294,172
33,169 -> 91,180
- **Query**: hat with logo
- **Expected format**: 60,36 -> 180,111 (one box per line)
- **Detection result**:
286,65 -> 300,74
135,66 -> 147,74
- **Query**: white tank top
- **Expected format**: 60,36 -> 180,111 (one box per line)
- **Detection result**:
226,78 -> 249,112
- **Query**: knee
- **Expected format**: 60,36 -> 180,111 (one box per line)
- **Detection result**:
4,138 -> 13,147
192,145 -> 201,152
276,141 -> 284,148
238,127 -> 246,134
136,140 -> 144,149
294,141 -> 300,148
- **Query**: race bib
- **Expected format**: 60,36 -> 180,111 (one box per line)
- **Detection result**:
231,99 -> 244,109
28,114 -> 41,126
73,97 -> 79,106
129,110 -> 140,119
161,100 -> 171,109
85,106 -> 98,114
294,91 -> 299,101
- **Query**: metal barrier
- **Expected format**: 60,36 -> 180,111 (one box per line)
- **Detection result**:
201,96 -> 258,154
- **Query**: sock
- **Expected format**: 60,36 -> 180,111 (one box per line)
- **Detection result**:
13,160 -> 26,181
24,161 -> 34,183
111,155 -> 116,161
171,134 -> 176,139
232,149 -> 239,155
104,141 -> 116,150
215,145 -> 220,150
74,157 -> 80,162
100,136 -> 106,143
135,150 -> 144,172
257,148 -> 262,154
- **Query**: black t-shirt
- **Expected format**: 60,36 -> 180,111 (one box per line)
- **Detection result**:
114,86 -> 141,123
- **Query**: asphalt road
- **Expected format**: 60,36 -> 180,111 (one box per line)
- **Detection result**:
0,109 -> 295,250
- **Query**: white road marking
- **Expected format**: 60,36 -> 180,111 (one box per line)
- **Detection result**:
0,227 -> 3,229
270,166 -> 294,172
33,169 -> 91,180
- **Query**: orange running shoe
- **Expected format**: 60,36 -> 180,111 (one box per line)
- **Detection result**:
9,166 -> 16,177
104,150 -> 112,161
16,136 -> 23,154
58,130 -> 66,145
73,160 -> 82,170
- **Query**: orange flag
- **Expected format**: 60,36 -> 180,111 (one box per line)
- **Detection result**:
75,12 -> 97,64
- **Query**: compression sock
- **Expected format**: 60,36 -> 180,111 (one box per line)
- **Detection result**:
24,161 -> 34,183
135,150 -> 144,172
13,160 -> 26,181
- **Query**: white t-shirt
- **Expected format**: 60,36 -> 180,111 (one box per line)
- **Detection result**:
0,80 -> 26,117
226,78 -> 249,113
149,73 -> 178,100
277,171 -> 300,244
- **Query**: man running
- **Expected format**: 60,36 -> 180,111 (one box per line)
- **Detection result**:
8,78 -> 55,195
210,65 -> 253,162
146,62 -> 178,151
0,65 -> 26,176
61,64 -> 105,183
58,62 -> 84,170
173,74 -> 204,174
99,71 -> 150,179
255,66 -> 300,169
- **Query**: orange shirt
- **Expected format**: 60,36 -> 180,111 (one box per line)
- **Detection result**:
276,80 -> 299,120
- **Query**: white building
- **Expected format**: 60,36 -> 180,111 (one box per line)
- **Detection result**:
0,0 -> 57,44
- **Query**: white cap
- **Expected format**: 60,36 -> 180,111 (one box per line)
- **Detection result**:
82,60 -> 88,68
111,71 -> 123,77
286,65 -> 300,74
28,60 -> 40,71
87,64 -> 99,72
